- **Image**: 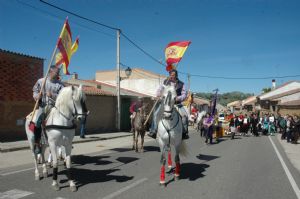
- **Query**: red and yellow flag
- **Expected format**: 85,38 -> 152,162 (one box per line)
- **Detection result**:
55,18 -> 79,75
165,41 -> 191,66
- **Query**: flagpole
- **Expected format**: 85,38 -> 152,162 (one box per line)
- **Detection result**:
30,17 -> 69,122
30,45 -> 58,122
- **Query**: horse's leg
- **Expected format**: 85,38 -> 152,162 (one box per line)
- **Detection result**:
132,130 -> 135,150
140,132 -> 145,153
160,149 -> 166,186
65,144 -> 77,192
135,130 -> 138,152
174,147 -> 181,180
33,152 -> 41,181
167,149 -> 172,169
41,145 -> 48,178
49,142 -> 60,191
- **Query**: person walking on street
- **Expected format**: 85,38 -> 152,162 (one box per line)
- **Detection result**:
203,113 -> 214,144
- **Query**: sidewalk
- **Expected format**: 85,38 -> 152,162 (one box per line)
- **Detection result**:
276,133 -> 300,173
0,131 -> 132,153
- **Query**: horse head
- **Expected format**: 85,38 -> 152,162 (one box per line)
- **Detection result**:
55,85 -> 87,121
162,84 -> 177,120
72,85 -> 87,121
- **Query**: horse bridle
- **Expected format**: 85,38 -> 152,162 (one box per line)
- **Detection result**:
163,91 -> 175,120
51,90 -> 87,121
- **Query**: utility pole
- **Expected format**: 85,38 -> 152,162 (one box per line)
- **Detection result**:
116,29 -> 121,131
187,73 -> 191,91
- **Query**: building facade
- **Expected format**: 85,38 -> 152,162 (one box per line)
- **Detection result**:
0,49 -> 43,141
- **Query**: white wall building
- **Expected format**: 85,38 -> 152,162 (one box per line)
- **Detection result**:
95,68 -> 166,97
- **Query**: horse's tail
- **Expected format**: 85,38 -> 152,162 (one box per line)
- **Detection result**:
179,141 -> 189,157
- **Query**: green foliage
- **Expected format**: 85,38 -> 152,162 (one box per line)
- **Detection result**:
261,87 -> 272,93
195,91 -> 253,106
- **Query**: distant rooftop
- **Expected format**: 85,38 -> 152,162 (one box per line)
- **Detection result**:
0,48 -> 44,60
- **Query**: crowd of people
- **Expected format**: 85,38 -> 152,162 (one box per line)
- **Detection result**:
225,112 -> 300,144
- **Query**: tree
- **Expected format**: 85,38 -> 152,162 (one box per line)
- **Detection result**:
261,87 -> 271,94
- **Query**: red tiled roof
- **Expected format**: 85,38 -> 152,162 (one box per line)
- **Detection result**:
64,82 -> 115,96
86,80 -> 153,97
82,86 -> 115,96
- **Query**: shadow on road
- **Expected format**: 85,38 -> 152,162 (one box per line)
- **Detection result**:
116,157 -> 139,164
180,163 -> 209,181
71,155 -> 113,166
110,148 -> 133,152
59,168 -> 134,189
143,145 -> 160,152
196,154 -> 220,162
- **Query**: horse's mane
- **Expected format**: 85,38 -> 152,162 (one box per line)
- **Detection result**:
155,84 -> 177,122
55,86 -> 85,115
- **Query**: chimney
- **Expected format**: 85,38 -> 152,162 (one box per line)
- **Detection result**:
72,73 -> 78,80
272,79 -> 276,90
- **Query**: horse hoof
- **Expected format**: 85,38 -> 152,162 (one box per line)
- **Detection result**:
159,182 -> 166,187
52,184 -> 60,191
35,175 -> 40,181
70,185 -> 77,192
174,175 -> 180,181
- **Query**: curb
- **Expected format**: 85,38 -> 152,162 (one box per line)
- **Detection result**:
0,134 -> 132,153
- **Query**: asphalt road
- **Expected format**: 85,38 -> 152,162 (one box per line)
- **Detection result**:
1,130 -> 300,199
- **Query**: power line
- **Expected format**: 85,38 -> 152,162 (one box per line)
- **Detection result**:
16,0 -> 115,38
177,71 -> 300,80
36,0 -> 300,81
120,32 -> 165,67
39,0 -> 119,31
39,0 -> 165,67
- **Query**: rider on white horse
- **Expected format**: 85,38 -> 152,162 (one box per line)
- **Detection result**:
32,65 -> 64,154
148,69 -> 188,139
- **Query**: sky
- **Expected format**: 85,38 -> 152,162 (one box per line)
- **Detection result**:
1,0 -> 300,94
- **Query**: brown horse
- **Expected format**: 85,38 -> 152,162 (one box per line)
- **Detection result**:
132,106 -> 147,152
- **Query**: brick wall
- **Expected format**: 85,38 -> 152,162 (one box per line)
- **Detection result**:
75,95 -> 117,134
0,50 -> 43,141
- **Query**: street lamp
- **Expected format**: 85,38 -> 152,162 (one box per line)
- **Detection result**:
120,67 -> 132,81
125,67 -> 132,77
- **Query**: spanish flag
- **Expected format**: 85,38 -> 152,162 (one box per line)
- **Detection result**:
55,18 -> 79,75
165,41 -> 191,65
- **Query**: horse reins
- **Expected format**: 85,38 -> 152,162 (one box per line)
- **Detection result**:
45,89 -> 87,130
162,110 -> 180,145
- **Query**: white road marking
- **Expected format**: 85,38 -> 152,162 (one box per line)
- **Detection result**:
269,136 -> 300,199
101,178 -> 148,199
0,168 -> 34,176
0,189 -> 33,199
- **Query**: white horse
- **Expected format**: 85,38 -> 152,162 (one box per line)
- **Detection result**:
25,114 -> 48,181
157,84 -> 187,186
45,85 -> 87,192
